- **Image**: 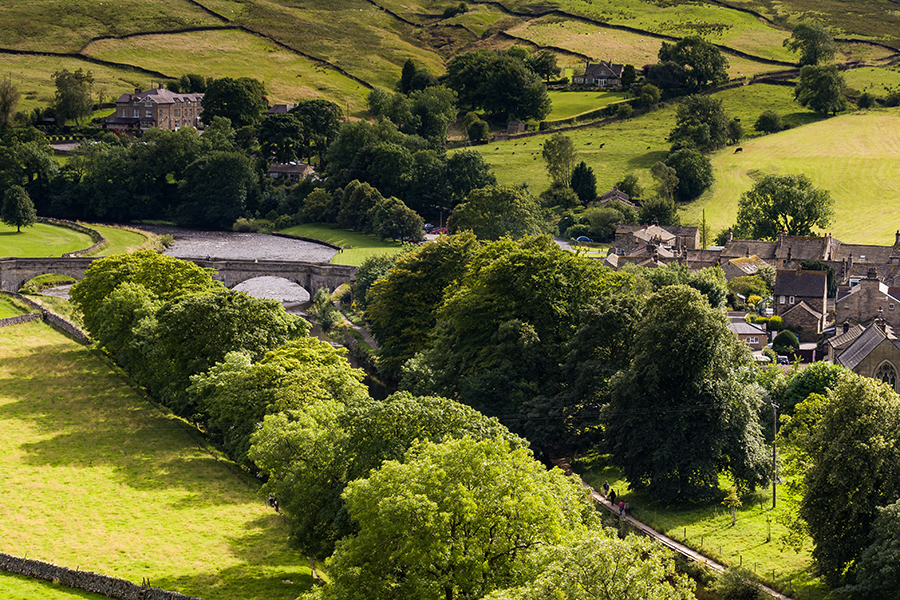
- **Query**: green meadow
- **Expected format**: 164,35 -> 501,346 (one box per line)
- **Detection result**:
0,295 -> 33,319
279,224 -> 408,266
0,320 -> 313,600
87,225 -> 151,257
685,107 -> 900,245
0,572 -> 110,600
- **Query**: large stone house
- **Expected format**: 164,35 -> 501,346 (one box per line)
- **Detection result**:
831,321 -> 900,392
572,61 -> 624,87
774,269 -> 827,336
104,88 -> 204,133
835,267 -> 900,329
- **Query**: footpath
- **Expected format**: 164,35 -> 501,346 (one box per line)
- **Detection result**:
588,486 -> 792,600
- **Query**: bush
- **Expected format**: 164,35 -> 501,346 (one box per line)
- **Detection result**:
711,567 -> 767,600
615,103 -> 634,119
763,346 -> 777,363
274,214 -> 293,230
772,329 -> 799,354
754,110 -> 784,134
232,217 -> 254,232
565,223 -> 591,239
857,91 -> 877,109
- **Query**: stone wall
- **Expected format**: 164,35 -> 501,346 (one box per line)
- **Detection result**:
0,291 -> 91,344
0,552 -> 206,600
0,313 -> 42,328
35,216 -> 108,258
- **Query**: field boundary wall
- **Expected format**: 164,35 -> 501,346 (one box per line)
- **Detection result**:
0,551 -> 206,600
34,217 -> 109,257
0,290 -> 91,344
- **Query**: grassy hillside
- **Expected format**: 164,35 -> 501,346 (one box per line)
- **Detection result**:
684,107 -> 900,245
0,320 -> 312,600
0,571 -> 110,600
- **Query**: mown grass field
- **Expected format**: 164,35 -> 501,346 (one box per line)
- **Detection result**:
0,320 -> 313,600
0,572 -> 110,600
684,107 -> 900,245
0,295 -> 31,319
0,223 -> 93,258
279,224 -> 408,266
82,28 -> 371,113
574,452 -> 827,599
546,90 -> 628,121
88,225 -> 150,257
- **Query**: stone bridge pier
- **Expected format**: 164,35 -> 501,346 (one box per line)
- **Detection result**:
0,257 -> 96,293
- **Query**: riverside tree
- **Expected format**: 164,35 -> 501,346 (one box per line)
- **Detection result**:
603,285 -> 769,502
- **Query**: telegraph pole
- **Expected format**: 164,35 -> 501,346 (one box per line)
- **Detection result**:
772,401 -> 778,508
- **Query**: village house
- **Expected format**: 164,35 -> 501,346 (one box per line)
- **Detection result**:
104,88 -> 204,133
830,320 -> 900,392
572,61 -> 625,87
835,267 -> 900,329
266,162 -> 315,183
773,269 -> 827,337
727,318 -> 768,351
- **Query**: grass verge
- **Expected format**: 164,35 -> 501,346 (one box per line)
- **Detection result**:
0,320 -> 313,600
0,223 -> 93,258
278,224 -> 409,266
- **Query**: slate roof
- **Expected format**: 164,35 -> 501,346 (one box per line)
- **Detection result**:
728,321 -> 767,336
727,255 -> 768,276
116,88 -> 203,105
721,240 -> 778,261
828,323 -> 865,351
600,187 -> 630,203
781,300 -> 823,321
774,270 -> 827,297
837,323 -> 895,371
634,225 -> 676,244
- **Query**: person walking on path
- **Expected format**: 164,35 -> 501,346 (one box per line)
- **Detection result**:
618,501 -> 624,516
603,480 -> 610,496
624,501 -> 630,516
609,489 -> 616,505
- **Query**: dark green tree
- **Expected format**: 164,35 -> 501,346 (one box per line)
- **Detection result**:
651,161 -> 678,202
794,64 -> 847,115
668,95 -> 731,150
528,50 -> 561,83
257,112 -> 306,163
201,77 -> 267,128
620,64 -> 638,89
665,148 -> 713,202
754,110 -> 784,134
638,196 -> 679,226
445,149 -> 497,204
0,185 -> 36,232
616,173 -> 643,200
658,36 -> 729,90
0,76 -> 20,128
734,174 -> 834,239
352,252 -> 407,310
52,68 -> 94,125
603,285 -> 769,502
177,151 -> 259,229
838,500 -> 900,599
783,22 -> 837,66
290,99 -> 343,166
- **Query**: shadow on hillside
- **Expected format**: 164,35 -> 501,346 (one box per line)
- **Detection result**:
0,344 -> 253,507
151,515 -> 313,600
626,150 -> 668,169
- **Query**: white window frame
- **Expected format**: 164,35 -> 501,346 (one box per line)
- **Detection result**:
789,296 -> 795,305
779,295 -> 786,305
747,336 -> 759,344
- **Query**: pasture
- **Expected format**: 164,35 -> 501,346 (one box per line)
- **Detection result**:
0,320 -> 313,600
88,225 -> 151,257
82,28 -> 371,113
472,82 -> 819,207
0,295 -> 32,319
684,107 -> 900,245
0,572 -> 109,600
279,224 -> 409,266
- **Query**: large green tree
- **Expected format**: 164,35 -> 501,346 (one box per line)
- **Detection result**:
52,68 -> 94,125
783,22 -> 837,66
542,133 -> 577,189
450,184 -> 546,240
176,151 -> 259,229
201,77 -> 267,128
0,76 -> 20,128
366,232 -> 479,376
658,36 -> 729,90
250,393 -> 524,558
0,185 -> 36,232
734,174 -> 834,240
445,149 -> 497,205
257,112 -> 306,163
665,148 -> 713,202
668,94 -> 731,150
570,161 -> 596,205
300,436 -> 596,600
798,373 -> 900,587
794,65 -> 847,115
603,285 -> 769,502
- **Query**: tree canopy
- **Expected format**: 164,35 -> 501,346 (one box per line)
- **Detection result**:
542,133 -> 577,188
52,69 -> 94,125
603,285 -> 769,502
450,184 -> 546,240
668,95 -> 731,150
783,22 -> 837,66
201,77 -> 267,128
0,185 -> 36,232
794,64 -> 847,115
734,174 -> 834,239
657,36 -> 729,90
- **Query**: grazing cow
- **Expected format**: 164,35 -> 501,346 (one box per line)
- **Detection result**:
734,147 -> 743,153
599,143 -> 605,148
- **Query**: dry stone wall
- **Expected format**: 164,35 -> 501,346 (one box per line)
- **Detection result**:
0,552 -> 206,600
0,313 -> 42,327
0,291 -> 91,344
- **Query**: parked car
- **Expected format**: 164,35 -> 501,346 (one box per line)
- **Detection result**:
423,223 -> 435,232
576,236 -> 593,242
776,356 -> 789,365
432,227 -> 448,235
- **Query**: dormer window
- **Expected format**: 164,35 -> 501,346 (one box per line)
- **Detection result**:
789,296 -> 795,305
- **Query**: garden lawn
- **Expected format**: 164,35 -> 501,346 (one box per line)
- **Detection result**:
279,224 -> 408,266
546,91 -> 629,121
0,321 -> 312,600
0,571 -> 110,600
0,223 -> 93,258
86,225 -> 150,256
573,452 -> 828,600
684,107 -> 900,245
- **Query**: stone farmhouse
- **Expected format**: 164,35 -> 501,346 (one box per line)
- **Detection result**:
104,88 -> 204,133
572,61 -> 624,87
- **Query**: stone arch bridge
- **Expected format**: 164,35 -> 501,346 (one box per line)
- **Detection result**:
0,257 -> 356,296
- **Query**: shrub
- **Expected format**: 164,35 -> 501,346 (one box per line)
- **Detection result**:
232,217 -> 254,232
763,347 -> 777,363
754,110 -> 784,134
711,567 -> 767,600
615,103 -> 634,119
857,91 -> 877,109
772,329 -> 799,354
274,214 -> 293,230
